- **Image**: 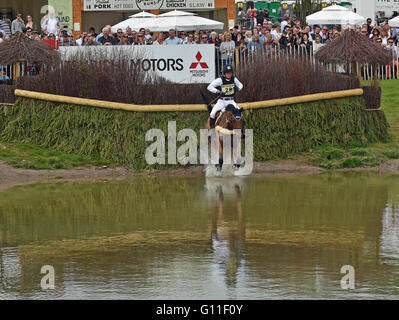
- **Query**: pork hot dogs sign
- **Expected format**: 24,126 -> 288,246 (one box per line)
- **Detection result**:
83,0 -> 215,11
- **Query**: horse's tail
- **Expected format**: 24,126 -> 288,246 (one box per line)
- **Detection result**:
200,89 -> 213,113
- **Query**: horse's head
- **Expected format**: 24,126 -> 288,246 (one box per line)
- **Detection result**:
223,104 -> 244,130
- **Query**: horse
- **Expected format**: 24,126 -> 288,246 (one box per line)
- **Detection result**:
206,104 -> 244,171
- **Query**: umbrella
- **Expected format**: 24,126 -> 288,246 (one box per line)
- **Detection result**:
111,12 -> 157,32
388,16 -> 399,28
154,10 -> 224,32
129,11 -> 156,18
306,4 -> 366,26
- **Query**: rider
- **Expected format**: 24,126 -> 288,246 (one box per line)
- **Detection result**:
207,65 -> 243,132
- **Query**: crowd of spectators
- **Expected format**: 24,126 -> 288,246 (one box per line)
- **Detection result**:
0,9 -> 398,62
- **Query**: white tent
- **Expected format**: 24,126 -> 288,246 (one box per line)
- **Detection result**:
306,4 -> 366,26
111,12 -> 157,33
155,10 -> 224,32
112,10 -> 224,33
388,16 -> 399,28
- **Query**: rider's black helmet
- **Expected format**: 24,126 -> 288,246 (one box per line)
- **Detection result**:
223,65 -> 234,75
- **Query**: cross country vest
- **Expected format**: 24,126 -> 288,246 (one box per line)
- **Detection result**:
220,76 -> 236,97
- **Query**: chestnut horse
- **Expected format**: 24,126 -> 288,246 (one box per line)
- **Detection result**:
206,104 -> 244,171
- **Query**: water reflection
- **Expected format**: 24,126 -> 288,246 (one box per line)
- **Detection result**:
0,173 -> 398,299
205,178 -> 246,290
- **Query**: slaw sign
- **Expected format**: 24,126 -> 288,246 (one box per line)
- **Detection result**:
59,44 -> 215,84
83,0 -> 215,11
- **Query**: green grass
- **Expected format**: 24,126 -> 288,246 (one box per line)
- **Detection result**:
363,80 -> 399,142
0,141 -> 109,170
299,80 -> 399,169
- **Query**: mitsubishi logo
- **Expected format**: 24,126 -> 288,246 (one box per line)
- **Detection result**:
189,52 -> 209,69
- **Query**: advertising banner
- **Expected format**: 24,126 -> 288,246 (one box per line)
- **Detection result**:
376,0 -> 399,13
59,44 -> 216,84
48,0 -> 73,31
83,0 -> 215,11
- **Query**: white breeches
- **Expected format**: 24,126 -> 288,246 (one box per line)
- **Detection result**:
210,99 -> 240,119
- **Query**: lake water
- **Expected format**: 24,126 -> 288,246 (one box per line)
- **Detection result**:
0,172 -> 398,299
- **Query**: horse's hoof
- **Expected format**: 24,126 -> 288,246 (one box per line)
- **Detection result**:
234,164 -> 241,170
216,165 -> 222,172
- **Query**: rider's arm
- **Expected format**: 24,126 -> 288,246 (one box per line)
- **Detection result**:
234,78 -> 244,91
207,78 -> 223,94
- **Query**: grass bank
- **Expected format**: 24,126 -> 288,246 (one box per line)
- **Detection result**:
297,80 -> 399,169
0,94 -> 388,170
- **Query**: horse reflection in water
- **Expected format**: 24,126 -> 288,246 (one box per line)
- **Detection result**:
204,178 -> 246,289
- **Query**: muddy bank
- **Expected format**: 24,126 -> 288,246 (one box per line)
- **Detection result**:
1,159 -> 399,192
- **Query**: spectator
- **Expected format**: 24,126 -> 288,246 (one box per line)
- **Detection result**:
248,34 -> 262,53
25,27 -> 33,39
237,7 -> 244,26
135,32 -> 146,45
0,67 -> 10,81
312,35 -> 324,54
96,25 -> 111,42
257,9 -> 265,26
89,27 -> 97,37
115,28 -> 124,44
271,24 -> 282,41
219,32 -> 235,66
386,38 -> 398,60
178,31 -> 187,43
118,33 -> 131,45
300,33 -> 312,54
320,26 -> 329,42
98,28 -> 116,45
279,29 -> 291,50
326,30 -> 334,43
311,25 -> 321,41
278,7 -> 284,22
76,32 -> 88,46
366,18 -> 373,35
281,16 -> 290,33
165,29 -> 182,44
380,29 -> 389,46
144,29 -> 154,44
183,33 -> 195,44
154,32 -> 166,45
0,13 -> 11,35
208,31 -> 220,47
25,15 -> 35,31
369,28 -> 380,40
85,34 -> 97,46
200,34 -> 208,44
11,13 -> 25,34
60,32 -> 76,46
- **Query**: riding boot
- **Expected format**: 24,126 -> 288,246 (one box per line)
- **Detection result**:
209,117 -> 216,143
241,121 -> 245,140
209,117 -> 216,130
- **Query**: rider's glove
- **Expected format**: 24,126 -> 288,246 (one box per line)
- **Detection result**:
217,91 -> 225,97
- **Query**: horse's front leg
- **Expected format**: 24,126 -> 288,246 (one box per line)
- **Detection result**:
233,132 -> 242,169
218,139 -> 223,171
